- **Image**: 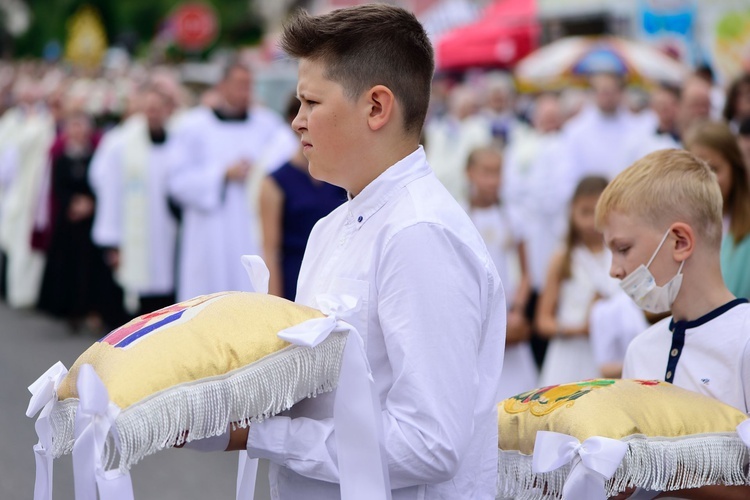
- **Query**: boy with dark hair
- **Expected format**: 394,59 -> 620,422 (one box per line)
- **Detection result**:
227,5 -> 506,499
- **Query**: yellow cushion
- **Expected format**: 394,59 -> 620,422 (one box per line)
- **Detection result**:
57,291 -> 324,409
497,379 -> 750,497
499,379 -> 747,454
49,292 -> 347,470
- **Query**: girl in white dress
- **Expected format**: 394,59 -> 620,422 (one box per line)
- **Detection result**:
465,146 -> 538,399
536,176 -> 620,387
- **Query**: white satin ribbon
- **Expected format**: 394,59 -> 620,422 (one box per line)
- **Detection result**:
241,255 -> 270,295
288,293 -> 390,499
27,361 -> 68,500
236,255 -> 269,498
236,450 -> 259,500
72,364 -> 134,500
737,419 -> 750,448
532,431 -> 628,500
235,291 -> 391,500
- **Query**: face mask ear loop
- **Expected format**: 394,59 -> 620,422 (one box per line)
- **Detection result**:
646,229 -> 672,269
676,260 -> 685,275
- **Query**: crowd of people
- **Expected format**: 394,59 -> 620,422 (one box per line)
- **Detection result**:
0,52 -> 749,397
10,3 -> 750,497
425,67 -> 750,398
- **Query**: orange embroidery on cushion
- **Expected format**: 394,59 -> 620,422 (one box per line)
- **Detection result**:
503,379 -> 616,416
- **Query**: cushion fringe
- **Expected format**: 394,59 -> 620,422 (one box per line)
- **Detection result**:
49,331 -> 347,473
497,434 -> 750,499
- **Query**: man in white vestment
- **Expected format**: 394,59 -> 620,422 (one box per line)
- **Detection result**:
678,76 -> 712,134
623,83 -> 683,166
168,64 -> 296,301
503,95 -> 572,368
424,84 -> 492,204
0,80 -> 56,308
481,72 -> 521,149
88,87 -> 145,197
92,87 -> 180,316
560,73 -> 641,184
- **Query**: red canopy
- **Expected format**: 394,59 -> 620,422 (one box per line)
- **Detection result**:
436,0 -> 539,71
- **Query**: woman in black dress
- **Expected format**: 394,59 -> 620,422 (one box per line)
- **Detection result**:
37,111 -> 125,333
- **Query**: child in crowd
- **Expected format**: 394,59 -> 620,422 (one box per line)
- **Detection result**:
226,5 -> 506,499
465,146 -> 537,399
684,121 -> 750,300
598,148 -> 750,499
535,176 -> 620,386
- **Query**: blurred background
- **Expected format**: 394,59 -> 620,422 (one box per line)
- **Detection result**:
3,0 -> 750,498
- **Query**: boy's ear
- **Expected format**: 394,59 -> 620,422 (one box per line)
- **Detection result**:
366,85 -> 395,132
670,222 -> 694,262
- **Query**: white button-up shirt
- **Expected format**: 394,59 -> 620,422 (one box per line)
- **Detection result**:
247,146 -> 506,499
622,299 -> 750,414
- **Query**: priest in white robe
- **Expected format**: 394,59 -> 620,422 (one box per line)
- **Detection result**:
0,102 -> 55,308
168,64 -> 296,301
560,73 -> 642,184
92,87 -> 180,316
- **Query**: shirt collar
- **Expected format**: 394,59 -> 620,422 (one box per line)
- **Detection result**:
669,298 -> 748,332
346,146 -> 430,228
212,107 -> 249,122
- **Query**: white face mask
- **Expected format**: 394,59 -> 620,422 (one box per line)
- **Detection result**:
619,229 -> 685,314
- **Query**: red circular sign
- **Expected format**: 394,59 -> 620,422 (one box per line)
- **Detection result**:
172,2 -> 219,51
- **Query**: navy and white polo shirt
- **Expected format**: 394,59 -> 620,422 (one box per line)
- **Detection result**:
622,299 -> 750,414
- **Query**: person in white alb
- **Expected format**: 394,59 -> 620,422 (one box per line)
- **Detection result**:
91,86 -> 180,316
224,6 -> 507,499
597,149 -> 750,500
167,63 -> 296,301
464,146 -> 537,400
560,72 -> 641,184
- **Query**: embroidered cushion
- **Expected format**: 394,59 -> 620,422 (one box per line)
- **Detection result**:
48,291 -> 347,470
497,379 -> 750,499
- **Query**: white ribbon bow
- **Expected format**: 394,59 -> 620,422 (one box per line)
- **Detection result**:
532,431 -> 628,500
236,256 -> 390,500
72,364 -> 134,500
27,361 -> 68,500
282,293 -> 391,500
737,419 -> 750,448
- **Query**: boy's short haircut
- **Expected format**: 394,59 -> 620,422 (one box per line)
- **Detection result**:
280,4 -> 434,136
595,149 -> 723,247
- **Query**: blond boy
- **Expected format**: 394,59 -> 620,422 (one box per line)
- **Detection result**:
226,5 -> 506,499
596,149 -> 750,500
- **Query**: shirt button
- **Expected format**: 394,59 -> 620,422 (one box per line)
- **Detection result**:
357,216 -> 363,223
671,348 -> 679,357
666,371 -> 673,379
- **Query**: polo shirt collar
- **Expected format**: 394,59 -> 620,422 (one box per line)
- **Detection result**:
669,298 -> 749,332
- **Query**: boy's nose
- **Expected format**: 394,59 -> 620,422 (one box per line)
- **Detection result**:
609,263 -> 624,280
291,111 -> 305,134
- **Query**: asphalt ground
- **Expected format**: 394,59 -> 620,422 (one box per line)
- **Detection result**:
0,301 -> 250,500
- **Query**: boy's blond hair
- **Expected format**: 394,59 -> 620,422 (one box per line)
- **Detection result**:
595,149 -> 723,247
